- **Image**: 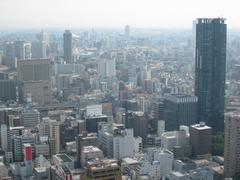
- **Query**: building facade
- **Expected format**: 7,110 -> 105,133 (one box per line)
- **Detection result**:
195,18 -> 227,132
224,112 -> 240,177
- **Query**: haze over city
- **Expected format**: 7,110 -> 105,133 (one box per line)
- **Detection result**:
1,0 -> 240,29
1,0 -> 240,180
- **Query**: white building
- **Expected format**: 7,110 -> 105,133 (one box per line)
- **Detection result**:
86,104 -> 102,116
133,137 -> 143,153
81,146 -> 104,167
137,96 -> 150,113
98,122 -> 135,160
98,59 -> 116,78
135,148 -> 174,179
38,117 -> 60,156
0,124 -> 8,151
157,120 -> 165,138
161,129 -> 189,151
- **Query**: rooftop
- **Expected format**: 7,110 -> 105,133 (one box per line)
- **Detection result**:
55,154 -> 73,163
191,122 -> 211,130
82,146 -> 102,153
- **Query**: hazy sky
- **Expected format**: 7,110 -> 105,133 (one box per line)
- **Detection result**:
0,0 -> 239,29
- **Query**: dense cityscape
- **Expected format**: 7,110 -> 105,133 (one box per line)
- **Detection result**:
0,6 -> 240,180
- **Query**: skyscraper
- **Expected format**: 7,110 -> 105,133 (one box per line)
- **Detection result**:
195,18 -> 227,132
224,112 -> 240,177
124,25 -> 130,37
63,30 -> 73,63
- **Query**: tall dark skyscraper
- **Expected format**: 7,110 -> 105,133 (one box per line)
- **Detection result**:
63,30 -> 73,63
195,18 -> 227,132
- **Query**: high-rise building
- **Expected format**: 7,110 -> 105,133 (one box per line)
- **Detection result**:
36,30 -> 49,42
126,111 -> 148,141
63,30 -> 73,63
22,109 -> 40,128
21,130 -> 36,159
49,119 -> 60,156
98,122 -> 135,160
31,41 -> 47,59
164,94 -> 198,130
17,59 -> 51,82
75,132 -> 99,167
224,112 -> 240,177
124,25 -> 130,37
23,143 -> 33,177
0,124 -> 8,151
3,42 -> 15,68
17,59 -> 52,105
14,40 -> 31,60
0,80 -> 16,102
195,18 -> 227,132
190,122 -> 212,158
12,135 -> 23,162
98,59 -> 116,78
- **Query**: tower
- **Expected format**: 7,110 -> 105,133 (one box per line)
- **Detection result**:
124,25 -> 130,37
63,30 -> 73,63
195,18 -> 227,132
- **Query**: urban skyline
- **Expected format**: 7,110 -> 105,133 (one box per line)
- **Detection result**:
0,1 -> 239,178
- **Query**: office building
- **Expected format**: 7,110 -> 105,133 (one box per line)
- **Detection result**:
98,59 -> 116,78
195,18 -> 227,132
31,41 -> 47,59
126,111 -> 148,141
19,81 -> 52,105
7,126 -> 24,153
98,122 -> 135,160
164,94 -> 198,130
84,159 -> 122,180
134,149 -> 174,179
63,30 -> 73,63
49,120 -> 60,156
23,143 -> 33,177
76,132 -> 99,167
190,122 -> 212,158
157,120 -> 165,138
14,41 -> 31,60
21,130 -> 36,159
12,136 -> 22,162
1,124 -> 8,151
224,112 -> 240,177
81,146 -> 104,167
22,109 -> 40,128
0,80 -> 16,102
36,30 -> 49,42
17,58 -> 51,82
17,59 -> 52,105
3,42 -> 15,68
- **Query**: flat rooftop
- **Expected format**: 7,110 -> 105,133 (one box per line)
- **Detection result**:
191,123 -> 211,130
82,146 -> 102,153
56,154 -> 73,163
